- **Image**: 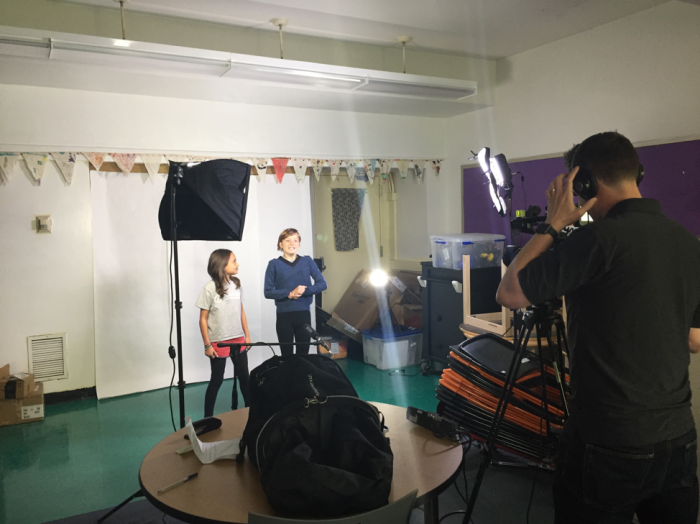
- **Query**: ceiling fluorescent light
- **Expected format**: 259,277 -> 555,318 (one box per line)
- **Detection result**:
225,62 -> 365,90
0,26 -> 478,101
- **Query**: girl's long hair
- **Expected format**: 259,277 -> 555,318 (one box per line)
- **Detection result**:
207,249 -> 240,299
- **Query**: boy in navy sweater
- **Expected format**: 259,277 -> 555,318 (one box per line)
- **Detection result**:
264,228 -> 327,356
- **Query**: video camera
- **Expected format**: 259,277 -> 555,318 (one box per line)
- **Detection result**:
510,205 -> 547,235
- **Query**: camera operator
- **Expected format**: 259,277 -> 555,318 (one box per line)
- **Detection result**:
496,131 -> 700,523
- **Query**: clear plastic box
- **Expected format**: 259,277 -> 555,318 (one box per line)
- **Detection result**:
361,327 -> 423,370
431,234 -> 505,269
451,234 -> 506,269
430,235 -> 453,268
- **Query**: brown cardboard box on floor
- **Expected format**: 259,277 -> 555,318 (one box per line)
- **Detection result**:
0,364 -> 36,400
0,382 -> 44,427
392,303 -> 423,328
328,269 -> 421,342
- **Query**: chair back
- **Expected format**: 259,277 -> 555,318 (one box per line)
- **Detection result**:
248,489 -> 417,524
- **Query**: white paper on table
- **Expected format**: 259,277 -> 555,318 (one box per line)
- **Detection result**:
185,417 -> 241,464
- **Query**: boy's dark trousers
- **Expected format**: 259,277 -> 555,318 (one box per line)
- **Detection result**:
276,310 -> 311,357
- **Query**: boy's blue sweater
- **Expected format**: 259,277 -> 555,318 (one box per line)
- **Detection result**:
264,256 -> 327,313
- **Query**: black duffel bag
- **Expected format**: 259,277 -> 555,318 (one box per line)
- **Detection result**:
238,354 -> 393,517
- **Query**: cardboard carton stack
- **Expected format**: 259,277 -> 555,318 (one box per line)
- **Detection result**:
0,364 -> 45,427
328,269 -> 422,343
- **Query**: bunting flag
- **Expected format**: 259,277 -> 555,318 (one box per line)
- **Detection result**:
292,158 -> 308,183
272,158 -> 289,184
165,154 -> 189,163
141,154 -> 164,183
85,152 -> 105,171
113,153 -> 137,176
379,159 -> 392,181
412,159 -> 424,182
431,159 -> 443,175
23,154 -> 48,185
363,159 -> 376,185
311,159 -> 325,181
51,152 -> 78,185
252,158 -> 268,182
346,160 -> 359,184
329,160 -> 340,182
397,159 -> 410,180
188,156 -> 211,163
0,154 -> 20,184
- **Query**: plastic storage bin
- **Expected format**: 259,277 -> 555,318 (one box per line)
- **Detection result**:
431,234 -> 505,269
451,234 -> 506,269
430,235 -> 452,269
361,326 -> 423,370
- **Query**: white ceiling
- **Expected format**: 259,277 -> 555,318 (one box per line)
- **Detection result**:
4,0 -> 697,118
67,0 -> 679,59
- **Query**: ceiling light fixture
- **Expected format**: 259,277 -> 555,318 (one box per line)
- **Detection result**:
0,26 -> 478,101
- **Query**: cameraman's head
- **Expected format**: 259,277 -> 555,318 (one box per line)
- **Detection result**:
564,131 -> 642,219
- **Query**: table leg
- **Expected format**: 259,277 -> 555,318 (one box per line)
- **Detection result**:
424,495 -> 439,524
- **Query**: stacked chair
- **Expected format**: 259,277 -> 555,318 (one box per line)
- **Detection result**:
437,333 -> 569,462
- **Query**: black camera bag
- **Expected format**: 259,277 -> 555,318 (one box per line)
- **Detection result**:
238,354 -> 393,516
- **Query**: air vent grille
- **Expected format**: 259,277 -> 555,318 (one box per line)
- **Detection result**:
27,333 -> 68,381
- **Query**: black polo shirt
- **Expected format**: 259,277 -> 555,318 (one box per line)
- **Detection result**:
519,199 -> 700,446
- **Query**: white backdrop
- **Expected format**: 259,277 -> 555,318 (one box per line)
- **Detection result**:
91,168 -> 314,400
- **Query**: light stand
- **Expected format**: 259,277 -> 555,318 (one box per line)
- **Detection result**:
169,165 -> 187,430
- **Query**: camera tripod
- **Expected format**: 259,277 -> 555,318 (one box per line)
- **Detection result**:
461,300 -> 570,523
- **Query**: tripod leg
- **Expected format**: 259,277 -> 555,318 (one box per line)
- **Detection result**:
462,321 -> 534,523
552,322 -> 570,417
97,490 -> 143,523
535,323 -> 554,441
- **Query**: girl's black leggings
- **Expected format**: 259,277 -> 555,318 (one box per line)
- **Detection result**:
204,351 -> 249,417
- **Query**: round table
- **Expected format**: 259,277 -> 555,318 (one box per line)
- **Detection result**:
140,402 -> 463,524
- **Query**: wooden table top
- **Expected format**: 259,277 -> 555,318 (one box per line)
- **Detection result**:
139,402 -> 463,524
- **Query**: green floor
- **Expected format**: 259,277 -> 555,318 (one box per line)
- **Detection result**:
0,359 -> 440,524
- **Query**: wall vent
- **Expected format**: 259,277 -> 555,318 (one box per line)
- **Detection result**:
27,333 -> 68,381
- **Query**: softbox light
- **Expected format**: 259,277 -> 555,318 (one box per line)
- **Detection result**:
158,159 -> 251,241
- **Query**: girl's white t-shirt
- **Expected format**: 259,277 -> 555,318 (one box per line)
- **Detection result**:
195,280 -> 244,342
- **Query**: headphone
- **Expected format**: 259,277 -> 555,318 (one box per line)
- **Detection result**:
570,140 -> 644,200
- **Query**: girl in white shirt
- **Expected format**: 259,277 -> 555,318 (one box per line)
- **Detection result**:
196,249 -> 251,417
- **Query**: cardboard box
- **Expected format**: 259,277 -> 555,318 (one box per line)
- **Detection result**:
0,364 -> 36,400
0,382 -> 44,427
392,303 -> 423,328
329,269 -> 422,342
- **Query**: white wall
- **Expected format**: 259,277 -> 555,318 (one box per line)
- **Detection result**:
439,0 -> 700,235
0,160 -> 95,393
396,173 -> 430,261
0,84 -> 444,397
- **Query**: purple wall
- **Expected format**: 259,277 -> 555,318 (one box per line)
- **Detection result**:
463,139 -> 700,241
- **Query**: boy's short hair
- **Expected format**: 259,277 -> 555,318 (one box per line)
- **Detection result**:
277,228 -> 301,251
